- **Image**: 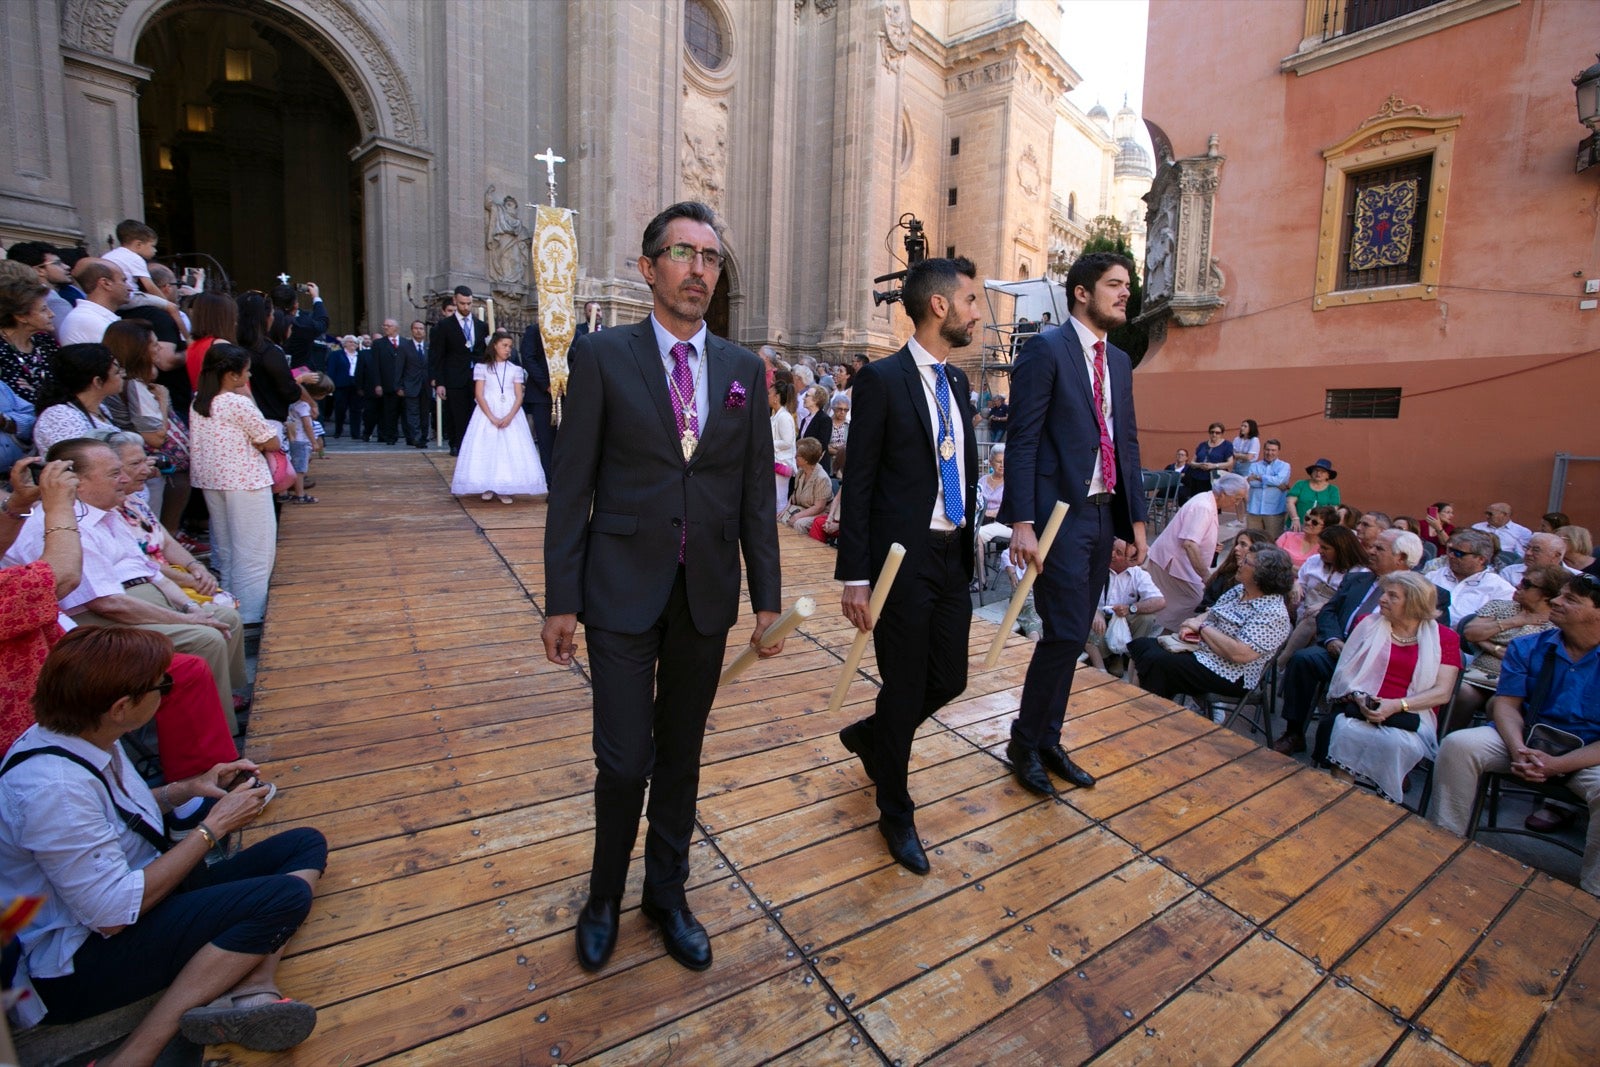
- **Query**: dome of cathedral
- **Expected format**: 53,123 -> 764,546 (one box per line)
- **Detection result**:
1088,102 -> 1109,123
1114,137 -> 1152,179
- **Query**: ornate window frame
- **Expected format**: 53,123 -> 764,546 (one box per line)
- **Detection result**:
1282,0 -> 1519,77
1313,98 -> 1460,310
683,0 -> 737,92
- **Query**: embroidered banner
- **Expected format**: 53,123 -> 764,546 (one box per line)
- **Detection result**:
1348,178 -> 1417,271
533,205 -> 578,425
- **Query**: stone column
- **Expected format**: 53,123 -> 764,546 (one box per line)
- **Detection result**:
60,47 -> 150,252
0,0 -> 81,243
425,0 -> 488,294
352,138 -> 432,332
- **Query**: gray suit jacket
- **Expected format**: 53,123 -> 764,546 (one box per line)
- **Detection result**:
544,318 -> 781,635
398,339 -> 428,395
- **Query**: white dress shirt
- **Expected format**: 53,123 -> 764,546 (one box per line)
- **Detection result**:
907,336 -> 967,532
1473,520 -> 1532,556
1098,564 -> 1162,613
1429,567 -> 1516,626
1067,315 -> 1114,497
1,501 -> 143,612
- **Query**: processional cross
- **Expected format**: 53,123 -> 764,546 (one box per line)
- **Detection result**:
535,146 -> 566,207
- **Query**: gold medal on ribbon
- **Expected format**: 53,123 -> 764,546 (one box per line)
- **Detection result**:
939,435 -> 956,461
681,428 -> 698,461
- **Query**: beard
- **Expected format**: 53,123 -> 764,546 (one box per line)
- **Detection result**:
659,281 -> 711,323
939,307 -> 974,348
1085,298 -> 1126,333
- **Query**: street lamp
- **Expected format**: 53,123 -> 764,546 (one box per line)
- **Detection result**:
1576,54 -> 1600,172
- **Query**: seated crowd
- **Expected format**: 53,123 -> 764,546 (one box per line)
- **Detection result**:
3,224 -> 339,1058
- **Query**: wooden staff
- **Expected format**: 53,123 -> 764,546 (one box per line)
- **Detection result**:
985,500 -> 1069,668
434,393 -> 445,449
719,596 -> 815,687
826,543 -> 907,716
484,296 -> 496,335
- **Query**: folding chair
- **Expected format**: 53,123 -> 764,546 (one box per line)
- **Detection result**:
1467,773 -> 1588,858
1204,649 -> 1282,747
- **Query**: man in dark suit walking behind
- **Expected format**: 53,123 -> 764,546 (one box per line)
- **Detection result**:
543,201 -> 784,974
367,318 -> 405,444
429,285 -> 484,455
398,319 -> 430,447
1001,252 -> 1148,796
835,257 -> 982,875
517,321 -> 558,466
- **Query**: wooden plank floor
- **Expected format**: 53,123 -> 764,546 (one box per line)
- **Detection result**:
212,450 -> 1600,1065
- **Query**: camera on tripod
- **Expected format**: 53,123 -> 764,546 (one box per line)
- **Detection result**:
871,214 -> 928,308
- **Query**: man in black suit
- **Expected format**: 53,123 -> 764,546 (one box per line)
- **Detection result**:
1275,528 -> 1444,758
271,281 -> 329,371
353,336 -> 380,441
835,257 -> 982,875
366,319 -> 404,444
399,320 -> 430,447
429,285 -> 484,455
574,300 -> 605,338
517,321 -> 557,466
1001,252 -> 1148,796
543,201 -> 784,974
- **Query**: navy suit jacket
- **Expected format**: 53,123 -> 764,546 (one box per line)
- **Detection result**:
325,350 -> 358,389
999,322 -> 1145,540
835,346 -> 981,585
1314,570 -> 1452,648
517,324 -> 554,412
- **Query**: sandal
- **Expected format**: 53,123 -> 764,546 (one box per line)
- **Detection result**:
178,988 -> 317,1051
499,495 -> 514,504
290,495 -> 318,504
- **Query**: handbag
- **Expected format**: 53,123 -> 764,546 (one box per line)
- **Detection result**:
267,448 -> 297,493
153,417 -> 191,474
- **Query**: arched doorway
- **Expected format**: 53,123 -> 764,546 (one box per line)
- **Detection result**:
135,8 -> 364,328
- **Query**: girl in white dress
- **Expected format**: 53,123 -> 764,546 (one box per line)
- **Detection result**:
450,329 -> 547,502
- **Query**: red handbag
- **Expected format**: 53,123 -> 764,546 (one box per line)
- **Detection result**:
267,449 -> 297,493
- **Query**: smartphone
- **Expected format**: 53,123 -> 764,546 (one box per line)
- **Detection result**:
222,769 -> 259,792
1427,506 -> 1439,520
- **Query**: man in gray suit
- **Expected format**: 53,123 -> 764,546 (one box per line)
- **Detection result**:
398,319 -> 430,447
543,201 -> 784,975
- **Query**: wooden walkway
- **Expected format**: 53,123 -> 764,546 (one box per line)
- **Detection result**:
215,450 -> 1600,1065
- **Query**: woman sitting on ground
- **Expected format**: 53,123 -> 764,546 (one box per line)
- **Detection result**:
1324,572 -> 1462,803
1454,564 -> 1563,722
0,627 -> 326,1064
1275,504 -> 1338,568
780,437 -> 833,531
1199,529 -> 1272,610
30,343 -> 123,454
1130,543 -> 1295,705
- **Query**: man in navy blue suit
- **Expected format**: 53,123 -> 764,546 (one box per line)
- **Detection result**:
1000,252 -> 1148,795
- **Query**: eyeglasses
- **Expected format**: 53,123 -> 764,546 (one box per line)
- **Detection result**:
655,243 -> 723,270
135,672 -> 174,699
1447,547 -> 1475,558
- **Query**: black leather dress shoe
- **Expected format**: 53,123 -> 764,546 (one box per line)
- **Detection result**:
878,816 -> 930,875
640,902 -> 712,971
1040,744 -> 1096,789
575,896 -> 619,972
1006,739 -> 1056,796
839,719 -> 881,785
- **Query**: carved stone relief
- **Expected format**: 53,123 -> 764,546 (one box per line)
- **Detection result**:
681,93 -> 729,211
1135,138 -> 1226,329
881,0 -> 910,71
1016,144 -> 1042,200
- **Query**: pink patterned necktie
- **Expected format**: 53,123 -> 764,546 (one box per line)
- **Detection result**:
1091,341 -> 1117,493
670,341 -> 697,562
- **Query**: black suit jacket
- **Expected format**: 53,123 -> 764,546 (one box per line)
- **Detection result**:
544,319 -> 781,635
517,324 -> 554,412
999,323 -> 1145,540
796,407 -> 829,464
398,339 -> 428,395
353,347 -> 378,394
369,337 -> 403,392
429,314 -> 484,390
835,347 -> 981,585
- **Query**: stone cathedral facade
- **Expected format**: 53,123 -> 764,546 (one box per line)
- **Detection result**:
2,0 -> 1148,364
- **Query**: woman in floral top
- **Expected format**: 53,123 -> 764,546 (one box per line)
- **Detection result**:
0,274 -> 59,403
188,344 -> 280,625
1130,544 -> 1296,703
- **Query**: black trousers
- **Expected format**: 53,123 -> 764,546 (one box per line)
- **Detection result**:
1128,637 -> 1247,701
585,567 -> 728,909
365,393 -> 400,442
445,386 -> 474,453
860,532 -> 972,824
1012,499 -> 1115,749
400,394 -> 425,444
331,386 -> 360,438
528,403 -> 556,470
1281,646 -> 1336,733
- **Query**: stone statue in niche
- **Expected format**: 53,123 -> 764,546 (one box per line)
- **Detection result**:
1144,184 -> 1177,304
484,184 -> 531,296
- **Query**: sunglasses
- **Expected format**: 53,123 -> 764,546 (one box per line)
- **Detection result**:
135,672 -> 175,699
1447,547 -> 1476,558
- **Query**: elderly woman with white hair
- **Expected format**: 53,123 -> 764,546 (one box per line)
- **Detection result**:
1142,472 -> 1251,631
1324,571 -> 1462,803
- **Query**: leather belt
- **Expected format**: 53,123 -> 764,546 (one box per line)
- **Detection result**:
926,529 -> 962,543
122,576 -> 153,589
1085,492 -> 1114,506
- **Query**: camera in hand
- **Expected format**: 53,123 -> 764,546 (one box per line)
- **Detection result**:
24,459 -> 45,484
296,283 -> 311,294
1333,690 -> 1380,718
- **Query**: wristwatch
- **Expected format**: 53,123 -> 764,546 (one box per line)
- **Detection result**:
1128,602 -> 1137,615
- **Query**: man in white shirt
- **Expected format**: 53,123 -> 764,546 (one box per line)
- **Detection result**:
1500,531 -> 1579,587
0,438 -> 246,728
1085,538 -> 1166,670
1429,528 -> 1515,626
1473,502 -> 1532,557
56,258 -> 130,345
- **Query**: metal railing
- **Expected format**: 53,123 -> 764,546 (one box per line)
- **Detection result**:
1310,0 -> 1449,42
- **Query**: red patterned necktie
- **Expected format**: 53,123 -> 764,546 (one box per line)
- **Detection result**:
1091,341 -> 1117,493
